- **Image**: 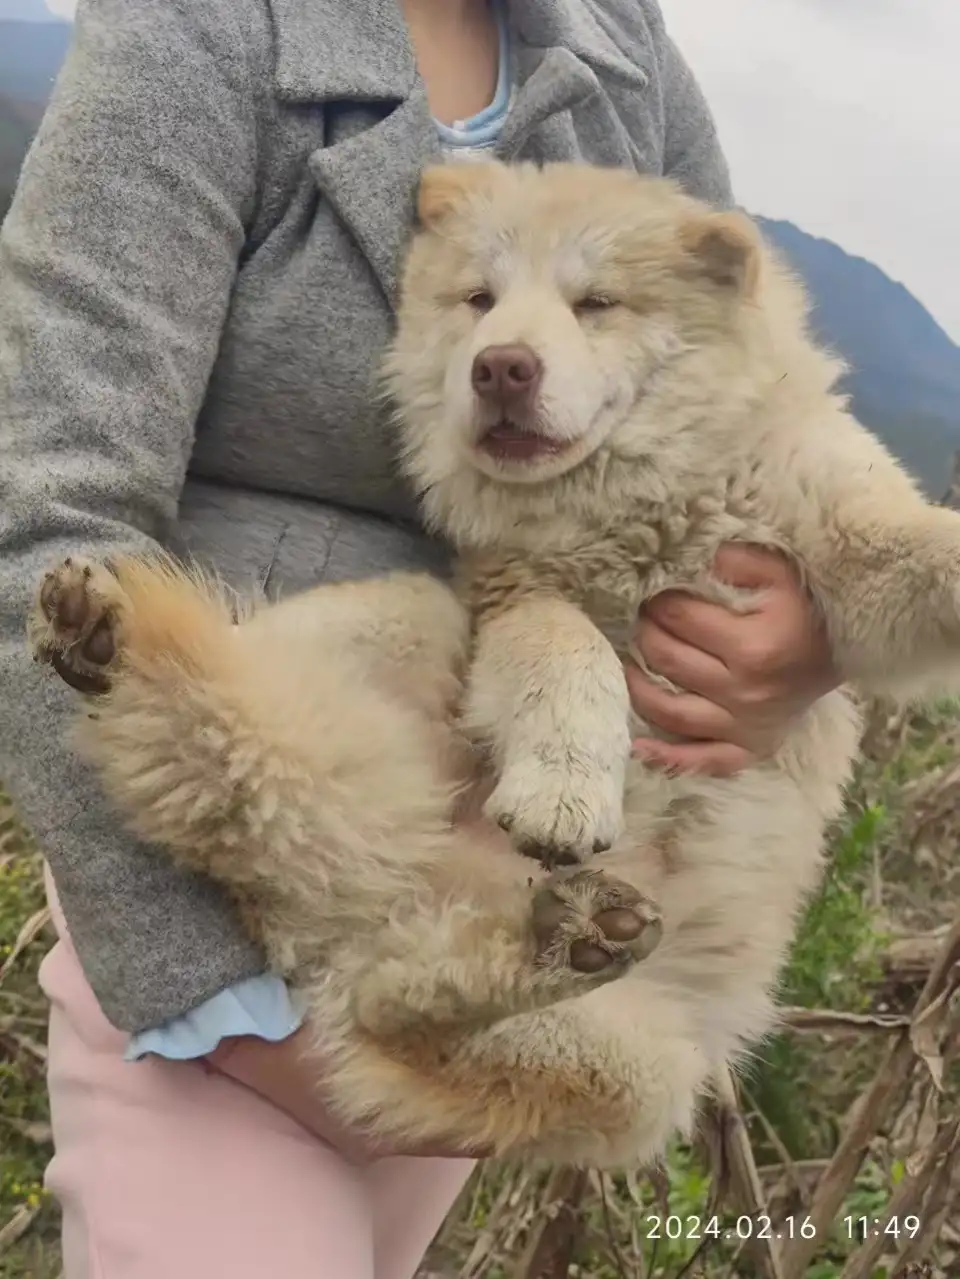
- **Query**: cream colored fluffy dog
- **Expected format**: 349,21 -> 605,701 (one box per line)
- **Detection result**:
30,161 -> 960,1169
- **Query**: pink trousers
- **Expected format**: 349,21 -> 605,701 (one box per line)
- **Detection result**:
39,873 -> 473,1279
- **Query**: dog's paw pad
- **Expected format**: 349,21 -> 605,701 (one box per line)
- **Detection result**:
82,613 -> 117,666
532,870 -> 662,977
39,559 -> 93,633
32,557 -> 124,694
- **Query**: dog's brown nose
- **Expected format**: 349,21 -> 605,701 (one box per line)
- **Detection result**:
471,344 -> 543,411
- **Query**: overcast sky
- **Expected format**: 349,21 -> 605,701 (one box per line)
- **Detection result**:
663,0 -> 959,340
40,0 -> 959,340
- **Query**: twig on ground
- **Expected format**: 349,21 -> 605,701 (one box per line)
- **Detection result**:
704,1067 -> 784,1279
0,1203 -> 42,1256
510,1167 -> 589,1279
892,1119 -> 960,1270
836,1116 -> 960,1279
780,918 -> 960,1279
739,1080 -> 807,1207
0,905 -> 50,985
781,1006 -> 913,1035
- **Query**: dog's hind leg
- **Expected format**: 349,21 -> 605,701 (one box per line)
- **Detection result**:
29,554 -> 663,1052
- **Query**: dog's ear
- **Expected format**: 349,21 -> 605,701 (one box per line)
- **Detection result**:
679,210 -> 762,297
417,162 -> 503,229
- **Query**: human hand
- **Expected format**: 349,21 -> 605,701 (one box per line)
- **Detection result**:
627,544 -> 838,776
206,1028 -> 487,1164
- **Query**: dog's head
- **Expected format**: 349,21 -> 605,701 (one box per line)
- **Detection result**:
385,161 -> 807,533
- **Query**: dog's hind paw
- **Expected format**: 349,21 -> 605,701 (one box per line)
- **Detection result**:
30,557 -> 126,695
532,868 -> 662,983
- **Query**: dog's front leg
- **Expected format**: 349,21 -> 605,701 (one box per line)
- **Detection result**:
784,431 -> 960,701
463,595 -> 631,867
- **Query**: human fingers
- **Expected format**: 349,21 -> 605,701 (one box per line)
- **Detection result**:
711,542 -> 797,590
624,669 -> 739,743
644,591 -> 748,661
631,736 -> 757,777
648,583 -> 825,695
631,614 -> 731,701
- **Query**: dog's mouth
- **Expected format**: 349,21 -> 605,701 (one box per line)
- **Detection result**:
476,420 -> 572,463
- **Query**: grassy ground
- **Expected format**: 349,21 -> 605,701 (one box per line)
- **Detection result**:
1,701 -> 958,1277
0,799 -> 58,1279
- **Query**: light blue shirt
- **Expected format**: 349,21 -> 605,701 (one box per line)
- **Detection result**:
127,2 -> 515,1064
435,0 -> 513,158
125,973 -> 307,1061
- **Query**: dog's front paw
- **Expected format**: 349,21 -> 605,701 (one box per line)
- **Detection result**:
29,557 -> 125,695
486,754 -> 625,867
532,868 -> 662,985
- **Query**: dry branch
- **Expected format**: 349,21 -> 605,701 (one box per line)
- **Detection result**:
837,1117 -> 960,1279
0,1203 -> 41,1257
893,1121 -> 960,1270
0,907 -> 50,985
781,1006 -> 913,1035
704,1068 -> 784,1279
510,1168 -> 589,1279
780,918 -> 960,1279
884,931 -> 953,986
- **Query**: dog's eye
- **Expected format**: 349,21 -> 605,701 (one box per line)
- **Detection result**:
573,294 -> 615,315
464,290 -> 495,313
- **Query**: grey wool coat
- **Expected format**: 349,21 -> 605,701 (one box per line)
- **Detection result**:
0,0 -> 733,1032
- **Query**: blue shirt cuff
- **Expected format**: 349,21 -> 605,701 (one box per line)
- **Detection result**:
125,973 -> 307,1062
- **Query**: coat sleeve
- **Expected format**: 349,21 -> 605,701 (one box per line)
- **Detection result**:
652,19 -> 735,209
0,0 -> 267,1031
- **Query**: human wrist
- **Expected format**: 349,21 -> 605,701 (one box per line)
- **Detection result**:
206,1028 -> 375,1163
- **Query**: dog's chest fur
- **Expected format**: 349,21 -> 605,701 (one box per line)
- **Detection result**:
455,464 -> 861,900
456,471 -> 778,662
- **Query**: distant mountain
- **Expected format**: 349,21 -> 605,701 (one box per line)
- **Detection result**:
0,93 -> 40,220
0,18 -> 71,105
758,218 -> 960,495
1,17 -> 958,494
0,92 -> 36,161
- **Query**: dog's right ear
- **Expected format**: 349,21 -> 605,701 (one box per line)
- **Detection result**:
417,162 -> 503,229
678,210 -> 762,298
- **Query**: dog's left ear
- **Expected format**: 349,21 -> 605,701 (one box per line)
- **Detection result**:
417,162 -> 504,229
679,210 -> 762,297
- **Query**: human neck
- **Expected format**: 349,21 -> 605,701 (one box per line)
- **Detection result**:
400,0 -> 500,126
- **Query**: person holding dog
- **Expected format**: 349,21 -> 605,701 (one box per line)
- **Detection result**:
0,0 -> 836,1274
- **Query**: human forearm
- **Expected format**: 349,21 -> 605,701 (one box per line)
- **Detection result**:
0,0 -> 262,1028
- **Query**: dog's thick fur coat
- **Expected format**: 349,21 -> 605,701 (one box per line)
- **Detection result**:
30,162 -> 960,1169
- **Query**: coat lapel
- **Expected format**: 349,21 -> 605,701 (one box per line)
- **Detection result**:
509,0 -> 650,88
496,46 -> 597,159
266,0 -> 654,305
500,0 -> 653,165
308,90 -> 441,305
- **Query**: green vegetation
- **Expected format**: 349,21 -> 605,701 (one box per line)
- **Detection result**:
0,800 -> 58,1279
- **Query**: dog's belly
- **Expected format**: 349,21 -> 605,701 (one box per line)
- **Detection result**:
608,768 -> 826,992
513,735 -> 858,1143
338,663 -> 861,1165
